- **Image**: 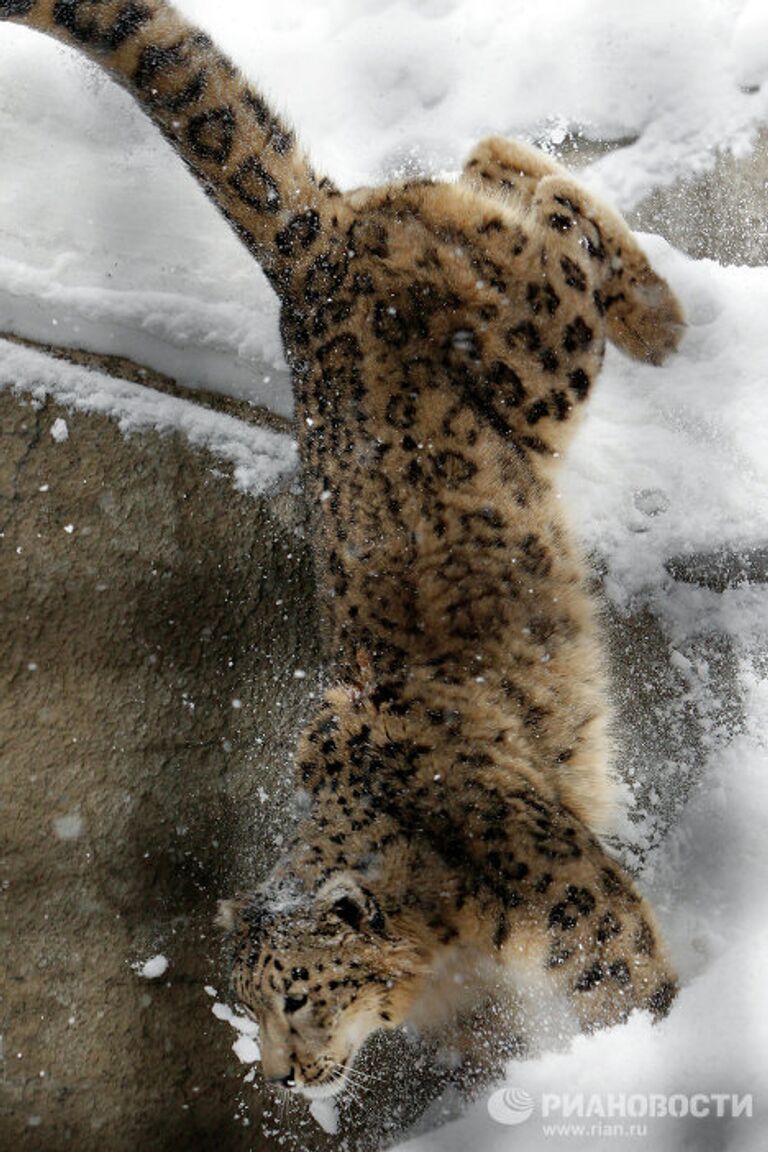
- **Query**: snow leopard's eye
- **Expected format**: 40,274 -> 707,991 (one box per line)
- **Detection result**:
332,895 -> 364,930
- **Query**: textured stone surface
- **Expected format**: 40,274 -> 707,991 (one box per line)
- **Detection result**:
0,383 -> 480,1152
630,127 -> 768,267
0,387 -> 326,1151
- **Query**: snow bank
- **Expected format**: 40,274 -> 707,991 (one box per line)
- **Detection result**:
0,337 -> 297,495
390,241 -> 768,1152
395,711 -> 768,1151
0,254 -> 289,412
389,244 -> 768,1152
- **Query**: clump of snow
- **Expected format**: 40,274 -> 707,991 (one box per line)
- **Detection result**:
134,954 -> 169,980
52,812 -> 82,840
211,1000 -> 261,1064
309,1098 -> 339,1135
232,1035 -> 261,1065
50,416 -> 68,442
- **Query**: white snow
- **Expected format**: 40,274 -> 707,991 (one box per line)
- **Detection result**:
134,954 -> 169,980
563,241 -> 768,599
49,416 -> 68,442
391,306 -> 768,1147
392,242 -> 768,1146
733,0 -> 768,90
52,812 -> 82,841
232,1035 -> 261,1065
210,1000 -> 262,1068
309,1098 -> 340,1135
1,2 -> 767,1149
211,1001 -> 260,1040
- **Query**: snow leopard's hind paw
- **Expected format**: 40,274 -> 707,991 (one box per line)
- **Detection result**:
464,136 -> 685,366
534,173 -> 685,365
462,136 -> 563,208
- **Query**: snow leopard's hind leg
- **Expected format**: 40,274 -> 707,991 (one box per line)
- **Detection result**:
462,135 -> 562,209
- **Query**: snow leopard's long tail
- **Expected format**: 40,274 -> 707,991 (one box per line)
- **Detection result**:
1,0 -> 337,299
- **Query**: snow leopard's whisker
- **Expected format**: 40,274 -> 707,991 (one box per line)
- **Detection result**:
328,1058 -> 383,1085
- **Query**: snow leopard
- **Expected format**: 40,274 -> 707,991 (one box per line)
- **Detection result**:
1,0 -> 684,1100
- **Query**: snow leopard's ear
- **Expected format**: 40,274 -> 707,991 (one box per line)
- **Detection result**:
215,900 -> 242,933
215,894 -> 268,936
316,873 -> 386,935
531,173 -> 685,365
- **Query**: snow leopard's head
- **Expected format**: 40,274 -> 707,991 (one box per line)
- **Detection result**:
218,871 -> 429,1098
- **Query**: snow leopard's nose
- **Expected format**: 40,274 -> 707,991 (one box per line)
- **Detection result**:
266,1068 -> 296,1089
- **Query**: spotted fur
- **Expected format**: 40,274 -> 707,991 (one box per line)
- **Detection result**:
2,1 -> 684,1099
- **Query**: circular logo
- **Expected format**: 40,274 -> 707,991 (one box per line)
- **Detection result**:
487,1087 -> 535,1126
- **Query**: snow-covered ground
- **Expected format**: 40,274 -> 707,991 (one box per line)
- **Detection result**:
2,2 -> 768,1150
